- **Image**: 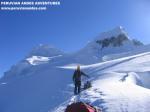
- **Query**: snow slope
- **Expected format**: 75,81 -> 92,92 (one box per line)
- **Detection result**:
0,27 -> 150,112
53,52 -> 150,112
26,55 -> 62,65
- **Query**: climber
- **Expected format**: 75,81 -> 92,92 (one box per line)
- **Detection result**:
73,65 -> 89,95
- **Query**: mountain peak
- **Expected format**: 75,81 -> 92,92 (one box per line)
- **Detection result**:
27,44 -> 64,57
113,26 -> 125,33
78,26 -> 143,62
114,26 -> 124,30
95,26 -> 128,41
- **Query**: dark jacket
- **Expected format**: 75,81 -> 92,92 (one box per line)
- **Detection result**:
73,70 -> 88,83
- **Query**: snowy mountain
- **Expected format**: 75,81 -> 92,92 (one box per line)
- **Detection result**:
0,26 -> 150,112
2,44 -> 65,80
27,44 -> 65,57
73,26 -> 143,63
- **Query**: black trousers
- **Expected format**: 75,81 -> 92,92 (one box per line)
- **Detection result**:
74,81 -> 81,95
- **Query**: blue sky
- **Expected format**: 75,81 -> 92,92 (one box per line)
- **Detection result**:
0,0 -> 150,77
